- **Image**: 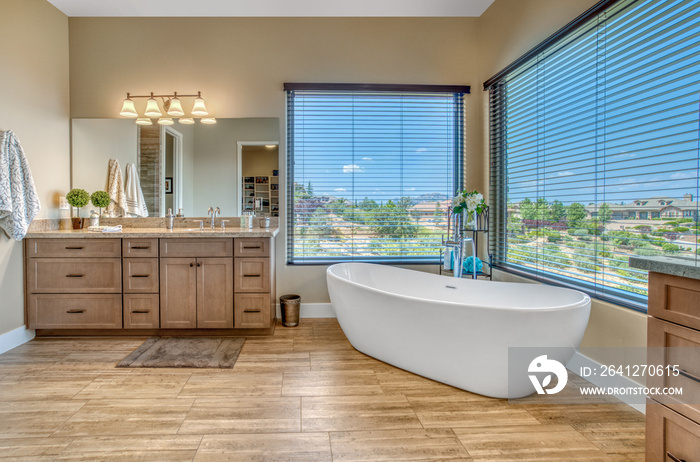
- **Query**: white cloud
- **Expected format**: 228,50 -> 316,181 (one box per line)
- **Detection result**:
334,188 -> 347,192
362,157 -> 373,161
405,187 -> 416,191
672,172 -> 695,180
415,148 -> 427,152
557,171 -> 574,177
343,164 -> 365,173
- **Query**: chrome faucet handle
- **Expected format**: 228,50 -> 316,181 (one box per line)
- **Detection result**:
215,207 -> 221,216
194,220 -> 204,230
221,219 -> 230,230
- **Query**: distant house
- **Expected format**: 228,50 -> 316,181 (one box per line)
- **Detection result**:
585,194 -> 698,220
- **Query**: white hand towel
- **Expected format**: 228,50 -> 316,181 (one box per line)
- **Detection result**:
105,159 -> 127,217
125,163 -> 148,217
0,130 -> 41,240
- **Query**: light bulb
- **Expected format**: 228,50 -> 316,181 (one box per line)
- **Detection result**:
144,95 -> 162,118
178,117 -> 195,124
158,117 -> 174,125
120,97 -> 138,118
136,117 -> 153,125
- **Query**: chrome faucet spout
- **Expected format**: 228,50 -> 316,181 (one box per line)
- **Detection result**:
207,207 -> 215,229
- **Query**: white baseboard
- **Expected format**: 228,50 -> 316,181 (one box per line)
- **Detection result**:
567,351 -> 645,414
0,326 -> 35,355
276,302 -> 336,319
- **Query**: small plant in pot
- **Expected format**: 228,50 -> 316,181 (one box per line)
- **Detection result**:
66,188 -> 90,229
90,190 -> 110,217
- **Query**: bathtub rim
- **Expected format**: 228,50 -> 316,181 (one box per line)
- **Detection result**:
327,262 -> 591,313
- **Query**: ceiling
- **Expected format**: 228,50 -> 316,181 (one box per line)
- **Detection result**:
46,0 -> 496,17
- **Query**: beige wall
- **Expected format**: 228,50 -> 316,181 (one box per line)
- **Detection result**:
68,17 -> 482,302
481,0 -> 648,361
0,0 -> 69,336
242,147 -> 279,178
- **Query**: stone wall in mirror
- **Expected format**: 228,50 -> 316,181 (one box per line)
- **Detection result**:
71,118 -> 279,218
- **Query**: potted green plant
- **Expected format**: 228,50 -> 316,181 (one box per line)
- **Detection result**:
90,190 -> 111,217
66,188 -> 90,229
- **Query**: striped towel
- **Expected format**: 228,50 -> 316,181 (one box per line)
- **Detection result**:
125,163 -> 148,217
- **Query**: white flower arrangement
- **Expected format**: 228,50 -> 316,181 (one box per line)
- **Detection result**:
452,189 -> 486,215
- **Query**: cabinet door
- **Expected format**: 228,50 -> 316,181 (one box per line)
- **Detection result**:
196,258 -> 234,328
160,258 -> 197,328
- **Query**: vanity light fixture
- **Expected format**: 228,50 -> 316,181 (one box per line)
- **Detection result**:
119,94 -> 138,118
265,144 -> 276,149
118,91 -> 214,125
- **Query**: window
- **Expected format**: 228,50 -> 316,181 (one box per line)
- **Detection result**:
285,84 -> 467,264
487,0 -> 700,309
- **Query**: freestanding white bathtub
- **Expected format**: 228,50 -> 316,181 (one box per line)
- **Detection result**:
327,263 -> 591,399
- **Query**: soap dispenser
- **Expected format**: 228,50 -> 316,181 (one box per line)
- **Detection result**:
166,208 -> 174,230
89,210 -> 100,227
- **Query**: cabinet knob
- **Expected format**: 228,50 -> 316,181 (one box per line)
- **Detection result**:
197,262 -> 201,267
190,263 -> 194,267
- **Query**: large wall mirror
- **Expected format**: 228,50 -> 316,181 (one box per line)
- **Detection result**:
71,118 -> 279,217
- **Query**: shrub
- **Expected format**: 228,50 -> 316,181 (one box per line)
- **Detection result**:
662,243 -> 680,253
672,227 -> 690,233
90,190 -> 110,209
66,188 -> 90,208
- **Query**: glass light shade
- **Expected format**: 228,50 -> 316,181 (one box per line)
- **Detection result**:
265,144 -> 276,149
120,98 -> 138,118
200,117 -> 217,124
166,97 -> 185,117
158,117 -> 174,125
191,97 -> 209,116
135,117 -> 153,125
178,117 -> 195,124
144,97 -> 162,118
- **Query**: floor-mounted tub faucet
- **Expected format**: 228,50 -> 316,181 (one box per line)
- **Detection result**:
443,210 -> 477,279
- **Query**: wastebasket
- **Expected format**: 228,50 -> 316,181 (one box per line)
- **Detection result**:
280,294 -> 301,327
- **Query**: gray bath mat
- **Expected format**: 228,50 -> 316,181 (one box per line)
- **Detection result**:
117,337 -> 245,368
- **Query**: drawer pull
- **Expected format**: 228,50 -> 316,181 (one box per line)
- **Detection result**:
66,274 -> 84,278
243,246 -> 261,249
65,246 -> 84,250
66,309 -> 85,314
678,368 -> 700,384
243,309 -> 261,313
132,274 -> 150,278
667,452 -> 685,462
132,310 -> 151,314
243,274 -> 261,278
131,246 -> 150,250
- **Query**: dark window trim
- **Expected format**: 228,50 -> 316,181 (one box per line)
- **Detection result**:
284,82 -> 470,94
483,0 -> 624,90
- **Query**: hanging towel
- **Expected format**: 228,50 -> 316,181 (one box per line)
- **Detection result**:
0,130 -> 41,240
105,158 -> 127,217
125,163 -> 148,217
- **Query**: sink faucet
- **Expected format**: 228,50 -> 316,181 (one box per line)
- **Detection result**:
207,207 -> 220,229
443,210 -> 477,279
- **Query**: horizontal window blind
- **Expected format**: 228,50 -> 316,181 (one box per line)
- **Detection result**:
286,88 -> 465,264
488,0 -> 700,309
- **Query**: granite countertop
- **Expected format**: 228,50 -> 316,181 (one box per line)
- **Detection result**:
25,226 -> 279,239
629,255 -> 700,280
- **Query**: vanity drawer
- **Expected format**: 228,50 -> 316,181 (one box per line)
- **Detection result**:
123,258 -> 159,293
649,272 -> 700,331
234,293 -> 271,328
123,238 -> 158,258
647,400 -> 700,462
28,294 -> 122,329
234,258 -> 270,292
124,294 -> 160,329
26,238 -> 121,258
27,258 -> 121,293
234,238 -> 270,257
160,238 -> 233,258
648,317 -> 700,424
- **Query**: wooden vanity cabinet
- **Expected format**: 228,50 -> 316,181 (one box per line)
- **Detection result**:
646,272 -> 700,460
26,235 -> 275,334
159,240 -> 234,329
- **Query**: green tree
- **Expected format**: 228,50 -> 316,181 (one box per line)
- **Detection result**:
306,181 -> 315,197
519,198 -> 536,220
374,200 -> 419,238
567,202 -> 587,228
433,202 -> 443,223
550,200 -> 566,222
599,203 -> 612,222
535,197 -> 551,221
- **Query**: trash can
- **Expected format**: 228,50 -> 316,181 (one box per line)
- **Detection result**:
280,294 -> 301,327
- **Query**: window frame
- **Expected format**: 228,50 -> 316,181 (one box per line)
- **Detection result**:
284,83 -> 469,266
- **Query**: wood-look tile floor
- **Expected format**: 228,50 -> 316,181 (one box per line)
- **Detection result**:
0,319 -> 645,461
